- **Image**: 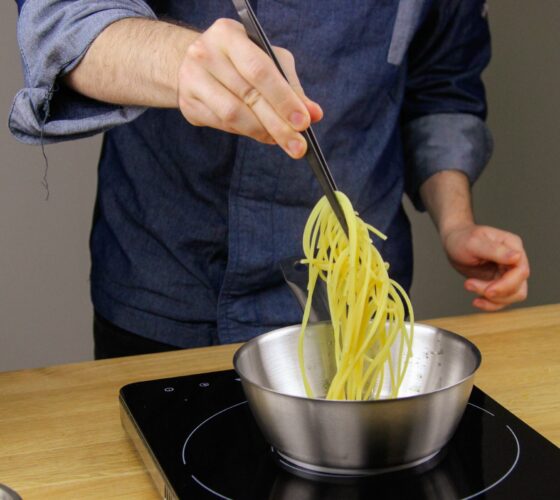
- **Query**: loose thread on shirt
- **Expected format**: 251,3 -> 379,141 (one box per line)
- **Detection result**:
39,133 -> 50,201
38,85 -> 57,201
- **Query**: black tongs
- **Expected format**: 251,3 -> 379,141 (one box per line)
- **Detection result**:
232,0 -> 349,237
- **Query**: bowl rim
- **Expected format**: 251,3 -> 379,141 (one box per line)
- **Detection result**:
233,321 -> 482,404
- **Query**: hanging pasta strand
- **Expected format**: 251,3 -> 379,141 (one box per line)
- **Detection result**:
299,193 -> 414,401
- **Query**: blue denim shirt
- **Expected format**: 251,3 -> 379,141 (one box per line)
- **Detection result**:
10,0 -> 493,347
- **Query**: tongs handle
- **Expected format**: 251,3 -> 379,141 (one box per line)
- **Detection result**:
231,0 -> 349,237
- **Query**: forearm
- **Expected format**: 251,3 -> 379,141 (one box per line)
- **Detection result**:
418,170 -> 475,242
63,17 -> 198,108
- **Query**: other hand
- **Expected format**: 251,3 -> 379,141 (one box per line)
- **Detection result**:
442,224 -> 530,311
177,18 -> 323,158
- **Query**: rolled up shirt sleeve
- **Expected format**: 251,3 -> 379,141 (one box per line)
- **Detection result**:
402,0 -> 493,210
9,0 -> 157,144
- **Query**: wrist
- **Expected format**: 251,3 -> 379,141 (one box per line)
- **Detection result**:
146,22 -> 199,108
157,23 -> 198,108
438,213 -> 475,245
418,170 -> 475,243
64,18 -> 199,109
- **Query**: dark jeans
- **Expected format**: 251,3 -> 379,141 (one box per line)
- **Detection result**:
93,313 -> 180,360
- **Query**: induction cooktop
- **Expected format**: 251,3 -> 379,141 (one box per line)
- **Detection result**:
119,370 -> 559,499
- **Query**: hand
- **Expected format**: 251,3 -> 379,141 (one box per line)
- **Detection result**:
177,18 -> 323,158
442,224 -> 530,311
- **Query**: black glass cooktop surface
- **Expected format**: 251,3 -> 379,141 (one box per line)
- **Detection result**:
120,370 -> 559,499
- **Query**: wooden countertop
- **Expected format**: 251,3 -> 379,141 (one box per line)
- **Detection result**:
1,304 -> 559,498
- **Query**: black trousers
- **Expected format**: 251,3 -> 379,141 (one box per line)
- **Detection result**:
93,313 -> 180,360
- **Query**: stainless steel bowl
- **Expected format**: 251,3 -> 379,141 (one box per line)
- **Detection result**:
233,322 -> 481,475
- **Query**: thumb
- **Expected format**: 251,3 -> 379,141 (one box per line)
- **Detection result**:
470,237 -> 521,265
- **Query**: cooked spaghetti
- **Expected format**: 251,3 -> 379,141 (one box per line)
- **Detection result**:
298,192 -> 414,401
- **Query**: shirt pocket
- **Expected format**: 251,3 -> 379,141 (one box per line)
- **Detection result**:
387,0 -> 425,66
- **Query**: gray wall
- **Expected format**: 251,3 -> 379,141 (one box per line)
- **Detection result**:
1,1 -> 559,371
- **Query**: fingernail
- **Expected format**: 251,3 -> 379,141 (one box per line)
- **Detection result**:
288,139 -> 304,156
290,111 -> 307,128
506,250 -> 520,260
465,284 -> 476,293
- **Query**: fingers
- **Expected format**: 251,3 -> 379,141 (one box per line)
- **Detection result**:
472,278 -> 528,311
466,236 -> 522,266
178,18 -> 323,158
274,47 -> 324,123
467,278 -> 528,309
462,228 -> 530,311
225,35 -> 310,126
182,61 -> 275,144
485,256 -> 530,298
465,259 -> 530,298
471,297 -> 507,312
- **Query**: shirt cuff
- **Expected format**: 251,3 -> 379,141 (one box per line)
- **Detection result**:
403,113 -> 493,211
9,0 -> 156,144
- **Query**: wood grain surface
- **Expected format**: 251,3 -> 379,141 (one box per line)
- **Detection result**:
1,304 -> 558,499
